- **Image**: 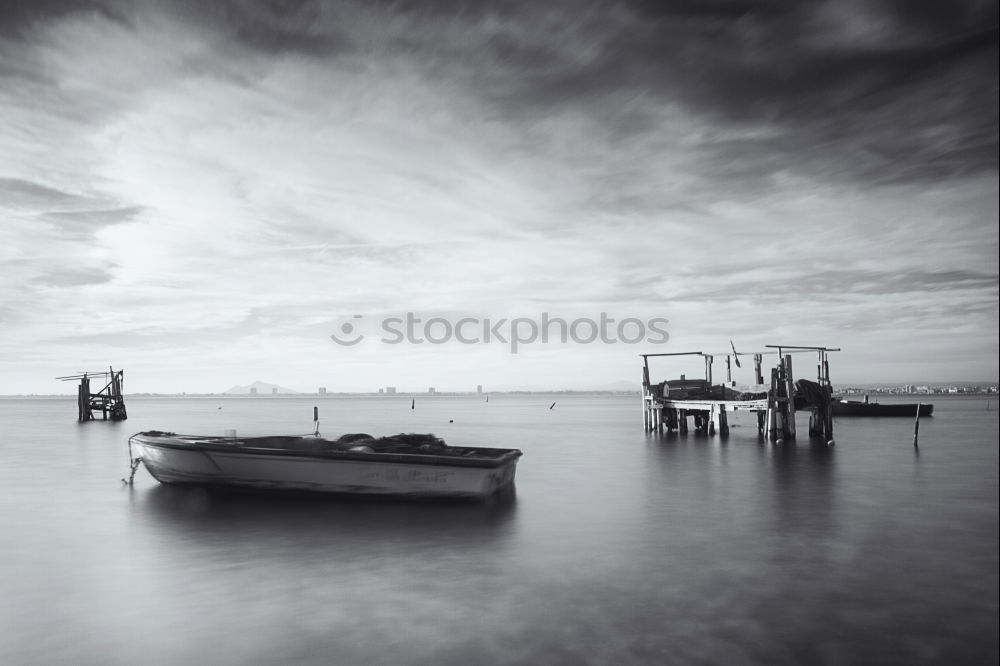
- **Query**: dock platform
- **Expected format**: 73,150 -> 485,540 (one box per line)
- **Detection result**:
642,345 -> 838,441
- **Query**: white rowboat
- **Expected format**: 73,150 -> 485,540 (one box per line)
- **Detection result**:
128,431 -> 522,499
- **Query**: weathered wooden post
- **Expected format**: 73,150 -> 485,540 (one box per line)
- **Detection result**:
765,368 -> 775,439
754,353 -> 766,434
823,355 -> 833,441
784,354 -> 796,439
642,360 -> 650,431
77,375 -> 91,422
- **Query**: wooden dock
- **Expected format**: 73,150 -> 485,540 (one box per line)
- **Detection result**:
641,345 -> 838,441
57,367 -> 128,422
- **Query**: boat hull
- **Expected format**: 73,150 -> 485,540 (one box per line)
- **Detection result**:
130,434 -> 520,499
832,401 -> 934,417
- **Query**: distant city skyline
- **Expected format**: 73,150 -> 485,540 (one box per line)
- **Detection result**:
6,377 -> 996,398
1,1 -> 996,394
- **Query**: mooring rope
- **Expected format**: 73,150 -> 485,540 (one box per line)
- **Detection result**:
123,433 -> 142,485
122,457 -> 143,486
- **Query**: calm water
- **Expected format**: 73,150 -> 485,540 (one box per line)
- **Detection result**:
0,394 -> 996,665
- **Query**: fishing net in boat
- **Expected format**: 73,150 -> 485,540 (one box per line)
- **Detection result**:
333,432 -> 450,453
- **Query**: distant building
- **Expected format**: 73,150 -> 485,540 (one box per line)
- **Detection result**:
378,388 -> 384,394
250,387 -> 257,395
319,387 -> 327,395
386,386 -> 397,394
476,384 -> 483,394
272,387 -> 278,395
428,387 -> 436,394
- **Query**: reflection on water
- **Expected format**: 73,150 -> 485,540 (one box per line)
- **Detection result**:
767,440 -> 836,533
135,484 -> 518,544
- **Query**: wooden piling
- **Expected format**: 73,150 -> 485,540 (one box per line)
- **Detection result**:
767,367 -> 780,440
784,354 -> 796,439
913,403 -> 921,448
823,357 -> 833,441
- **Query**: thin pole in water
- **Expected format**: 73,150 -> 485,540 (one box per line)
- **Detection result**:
913,403 -> 921,448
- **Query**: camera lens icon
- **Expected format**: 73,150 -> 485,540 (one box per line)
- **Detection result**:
330,315 -> 365,346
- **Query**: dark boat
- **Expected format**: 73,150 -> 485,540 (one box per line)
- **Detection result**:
832,398 -> 933,417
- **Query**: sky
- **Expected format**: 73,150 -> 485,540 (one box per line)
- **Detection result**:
0,0 -> 997,394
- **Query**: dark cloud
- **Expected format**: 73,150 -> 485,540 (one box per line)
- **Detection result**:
668,269 -> 999,304
181,1 -> 349,58
30,267 -> 115,287
2,0 -> 995,193
0,0 -> 126,37
473,1 -> 997,189
0,178 -> 95,208
42,206 -> 144,233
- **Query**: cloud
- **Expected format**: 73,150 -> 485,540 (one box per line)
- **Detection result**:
30,267 -> 116,288
0,0 -> 995,391
0,178 -> 97,208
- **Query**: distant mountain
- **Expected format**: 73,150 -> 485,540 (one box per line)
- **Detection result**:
223,380 -> 298,395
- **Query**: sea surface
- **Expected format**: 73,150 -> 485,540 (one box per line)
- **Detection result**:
0,394 -> 996,665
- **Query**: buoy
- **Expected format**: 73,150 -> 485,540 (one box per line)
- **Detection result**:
449,419 -> 454,423
411,399 -> 415,410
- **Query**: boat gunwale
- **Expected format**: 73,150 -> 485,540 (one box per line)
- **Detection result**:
129,432 -> 523,469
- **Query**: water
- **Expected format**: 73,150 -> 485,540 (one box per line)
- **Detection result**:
0,394 -> 996,665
